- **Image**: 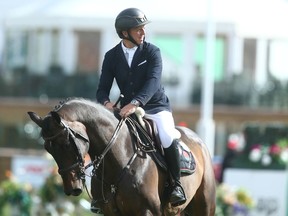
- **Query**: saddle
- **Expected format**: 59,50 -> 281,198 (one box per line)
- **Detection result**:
123,109 -> 196,176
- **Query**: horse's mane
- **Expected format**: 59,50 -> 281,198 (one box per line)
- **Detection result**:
53,97 -> 96,111
53,97 -> 117,124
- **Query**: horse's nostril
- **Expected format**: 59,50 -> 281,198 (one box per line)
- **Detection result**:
65,190 -> 72,196
72,188 -> 82,196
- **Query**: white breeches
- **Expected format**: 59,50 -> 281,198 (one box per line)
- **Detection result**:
145,111 -> 181,148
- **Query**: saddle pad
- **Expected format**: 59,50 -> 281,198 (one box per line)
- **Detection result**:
179,141 -> 196,175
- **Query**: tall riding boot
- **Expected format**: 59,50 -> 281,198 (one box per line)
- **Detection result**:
164,139 -> 187,206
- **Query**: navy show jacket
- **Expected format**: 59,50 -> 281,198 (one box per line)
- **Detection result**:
96,41 -> 171,114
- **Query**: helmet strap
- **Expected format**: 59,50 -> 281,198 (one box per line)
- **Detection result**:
127,31 -> 140,46
122,30 -> 144,47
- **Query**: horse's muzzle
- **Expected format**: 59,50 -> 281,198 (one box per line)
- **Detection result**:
63,178 -> 83,196
65,187 -> 83,196
71,188 -> 83,196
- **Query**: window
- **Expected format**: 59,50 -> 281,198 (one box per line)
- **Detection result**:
5,30 -> 28,70
152,34 -> 183,66
75,31 -> 101,73
269,40 -> 288,80
243,39 -> 256,74
195,35 -> 226,81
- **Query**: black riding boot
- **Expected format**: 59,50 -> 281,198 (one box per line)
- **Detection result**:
164,139 -> 187,206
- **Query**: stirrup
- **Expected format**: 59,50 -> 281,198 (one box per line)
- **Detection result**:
91,206 -> 103,214
91,200 -> 104,215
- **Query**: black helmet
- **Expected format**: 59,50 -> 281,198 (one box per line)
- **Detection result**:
115,8 -> 150,38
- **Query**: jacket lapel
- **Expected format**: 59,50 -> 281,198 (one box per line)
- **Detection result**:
131,44 -> 144,68
116,42 -> 130,68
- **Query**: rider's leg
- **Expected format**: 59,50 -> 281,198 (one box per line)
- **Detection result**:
164,139 -> 187,206
145,111 -> 186,206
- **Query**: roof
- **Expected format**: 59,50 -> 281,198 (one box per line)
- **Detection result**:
2,0 -> 288,38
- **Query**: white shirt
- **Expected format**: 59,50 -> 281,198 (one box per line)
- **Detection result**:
121,42 -> 137,67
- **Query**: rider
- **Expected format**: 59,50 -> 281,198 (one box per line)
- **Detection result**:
96,8 -> 186,207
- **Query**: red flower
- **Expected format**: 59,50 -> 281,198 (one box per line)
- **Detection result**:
227,140 -> 238,150
269,144 -> 281,155
251,144 -> 261,150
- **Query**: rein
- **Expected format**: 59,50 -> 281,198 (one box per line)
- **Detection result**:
86,117 -> 126,171
87,115 -> 156,205
42,109 -> 154,207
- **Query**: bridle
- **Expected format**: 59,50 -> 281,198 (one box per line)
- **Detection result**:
41,112 -> 154,205
42,121 -> 90,179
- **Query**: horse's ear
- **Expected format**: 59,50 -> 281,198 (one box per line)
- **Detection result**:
50,111 -> 61,124
27,111 -> 43,128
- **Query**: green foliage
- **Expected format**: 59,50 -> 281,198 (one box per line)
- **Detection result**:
0,168 -> 91,216
38,170 -> 91,215
0,179 -> 32,216
39,172 -> 63,203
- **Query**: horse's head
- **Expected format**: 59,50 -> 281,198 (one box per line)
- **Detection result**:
28,111 -> 89,196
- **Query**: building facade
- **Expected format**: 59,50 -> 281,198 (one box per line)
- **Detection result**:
1,0 -> 288,157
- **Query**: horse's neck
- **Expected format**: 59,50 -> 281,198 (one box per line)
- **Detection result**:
60,102 -> 134,168
87,119 -> 133,167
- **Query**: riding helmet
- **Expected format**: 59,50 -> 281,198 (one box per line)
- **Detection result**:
115,8 -> 150,38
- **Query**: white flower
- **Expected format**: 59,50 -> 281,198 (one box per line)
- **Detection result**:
280,149 -> 288,163
249,149 -> 262,162
261,154 -> 272,166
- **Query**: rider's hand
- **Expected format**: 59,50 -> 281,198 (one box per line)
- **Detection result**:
120,103 -> 137,118
104,102 -> 114,110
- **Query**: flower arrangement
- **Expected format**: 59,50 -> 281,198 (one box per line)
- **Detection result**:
249,138 -> 288,166
39,168 -> 90,215
0,173 -> 32,216
216,183 -> 254,216
227,133 -> 245,152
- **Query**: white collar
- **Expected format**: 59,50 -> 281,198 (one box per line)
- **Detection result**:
121,41 -> 137,53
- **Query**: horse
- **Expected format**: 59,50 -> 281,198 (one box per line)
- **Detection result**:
28,98 -> 216,216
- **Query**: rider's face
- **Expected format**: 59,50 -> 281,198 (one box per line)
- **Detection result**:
129,25 -> 145,44
123,25 -> 146,47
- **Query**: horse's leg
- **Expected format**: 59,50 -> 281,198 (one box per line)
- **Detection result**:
133,196 -> 162,216
118,197 -> 162,216
200,149 -> 217,216
184,167 -> 216,216
118,175 -> 163,216
136,210 -> 161,216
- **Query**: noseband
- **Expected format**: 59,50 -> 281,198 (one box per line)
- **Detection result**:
42,121 -> 89,178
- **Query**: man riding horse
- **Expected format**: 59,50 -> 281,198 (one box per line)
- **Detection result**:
96,7 -> 186,208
